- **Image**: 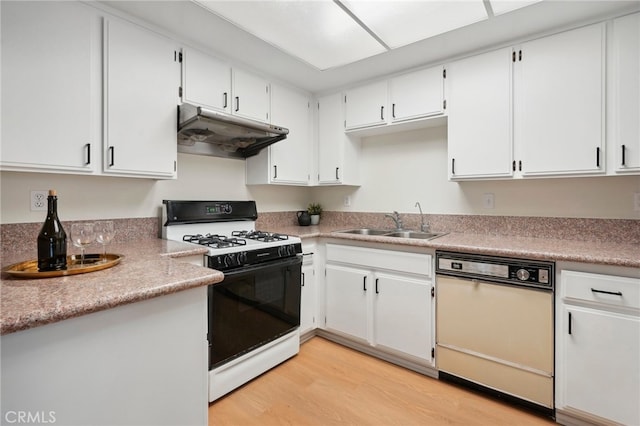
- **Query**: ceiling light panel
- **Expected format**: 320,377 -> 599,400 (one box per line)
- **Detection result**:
489,0 -> 542,16
341,0 -> 489,49
193,0 -> 387,70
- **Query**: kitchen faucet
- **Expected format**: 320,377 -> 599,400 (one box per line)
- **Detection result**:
385,211 -> 404,231
415,202 -> 429,232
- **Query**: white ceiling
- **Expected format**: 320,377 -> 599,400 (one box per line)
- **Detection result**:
100,0 -> 640,94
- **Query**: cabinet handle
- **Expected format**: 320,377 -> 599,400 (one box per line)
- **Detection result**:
375,278 -> 379,294
518,160 -> 522,171
380,106 -> 384,120
621,144 -> 626,166
108,146 -> 115,167
596,147 -> 601,168
223,92 -> 228,109
568,312 -> 572,335
591,288 -> 623,296
512,160 -> 516,172
392,103 -> 396,119
273,165 -> 277,179
512,50 -> 516,62
519,50 -> 522,61
335,167 -> 340,181
235,96 -> 240,112
363,276 -> 367,292
301,272 -> 305,287
451,158 -> 455,175
84,143 -> 91,165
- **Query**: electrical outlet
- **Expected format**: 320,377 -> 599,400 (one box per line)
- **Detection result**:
634,192 -> 640,212
483,193 -> 495,209
31,190 -> 48,211
344,196 -> 351,207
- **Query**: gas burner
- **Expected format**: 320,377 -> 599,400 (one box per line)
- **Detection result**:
183,233 -> 247,249
233,230 -> 289,243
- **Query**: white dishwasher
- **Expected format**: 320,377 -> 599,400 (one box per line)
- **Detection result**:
435,251 -> 555,417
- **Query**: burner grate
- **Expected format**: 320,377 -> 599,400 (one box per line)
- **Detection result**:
233,230 -> 289,243
183,233 -> 247,249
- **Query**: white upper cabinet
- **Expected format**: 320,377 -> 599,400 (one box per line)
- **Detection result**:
317,93 -> 360,186
231,69 -> 270,123
344,65 -> 445,133
344,80 -> 388,130
246,84 -> 312,185
1,1 -> 99,174
181,47 -> 231,113
447,48 -> 513,179
447,22 -> 606,180
103,17 -> 179,179
515,23 -> 605,176
611,12 -> 640,173
390,65 -> 444,122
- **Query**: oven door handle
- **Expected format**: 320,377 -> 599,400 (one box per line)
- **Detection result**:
217,255 -> 302,277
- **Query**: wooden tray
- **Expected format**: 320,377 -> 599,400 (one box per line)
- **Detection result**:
3,254 -> 123,279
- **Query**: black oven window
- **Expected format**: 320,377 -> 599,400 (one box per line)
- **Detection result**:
209,261 -> 301,369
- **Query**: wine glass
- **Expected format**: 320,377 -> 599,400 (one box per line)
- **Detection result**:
94,221 -> 115,263
70,223 -> 95,266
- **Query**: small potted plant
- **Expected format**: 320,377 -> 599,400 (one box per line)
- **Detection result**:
307,203 -> 323,225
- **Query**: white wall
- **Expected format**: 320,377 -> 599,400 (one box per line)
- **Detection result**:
312,126 -> 640,219
1,127 -> 639,224
0,153 -> 310,224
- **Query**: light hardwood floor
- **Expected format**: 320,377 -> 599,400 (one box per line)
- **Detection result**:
209,337 -> 555,425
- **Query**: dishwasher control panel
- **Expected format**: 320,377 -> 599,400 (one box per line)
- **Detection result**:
436,251 -> 554,290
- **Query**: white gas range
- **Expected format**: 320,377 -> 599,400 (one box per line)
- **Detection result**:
162,200 -> 302,402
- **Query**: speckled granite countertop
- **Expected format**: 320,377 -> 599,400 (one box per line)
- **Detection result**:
1,239 -> 222,335
265,224 -> 640,269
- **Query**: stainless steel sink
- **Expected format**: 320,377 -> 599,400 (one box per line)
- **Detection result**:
337,228 -> 391,236
335,229 -> 446,240
384,231 -> 443,239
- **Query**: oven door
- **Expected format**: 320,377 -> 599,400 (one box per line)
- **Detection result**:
208,255 -> 302,370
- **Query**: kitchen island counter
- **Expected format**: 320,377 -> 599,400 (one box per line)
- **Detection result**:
265,224 -> 640,269
1,238 -> 221,335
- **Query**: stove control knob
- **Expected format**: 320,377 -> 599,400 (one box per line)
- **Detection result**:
516,268 -> 530,281
238,251 -> 248,264
223,254 -> 236,268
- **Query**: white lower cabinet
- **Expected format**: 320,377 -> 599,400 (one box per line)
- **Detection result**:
372,272 -> 432,360
556,268 -> 640,426
325,264 -> 369,341
300,242 -> 317,337
324,244 -> 434,367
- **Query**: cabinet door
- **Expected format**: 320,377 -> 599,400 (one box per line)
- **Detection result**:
104,18 -> 179,178
447,48 -> 513,179
325,264 -> 369,341
269,84 -> 311,184
317,94 -> 344,184
300,262 -> 316,335
561,306 -> 640,425
181,47 -> 230,112
390,66 -> 444,122
612,12 -> 640,172
232,69 -> 269,123
1,1 -> 98,174
344,81 -> 388,130
373,272 -> 432,362
515,23 -> 605,176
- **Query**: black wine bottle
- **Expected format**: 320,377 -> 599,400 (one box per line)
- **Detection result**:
37,190 -> 67,271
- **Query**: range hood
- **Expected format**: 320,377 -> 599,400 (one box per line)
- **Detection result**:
177,103 -> 289,159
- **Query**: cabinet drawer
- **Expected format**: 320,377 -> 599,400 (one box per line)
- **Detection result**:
561,270 -> 640,310
326,244 -> 431,277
